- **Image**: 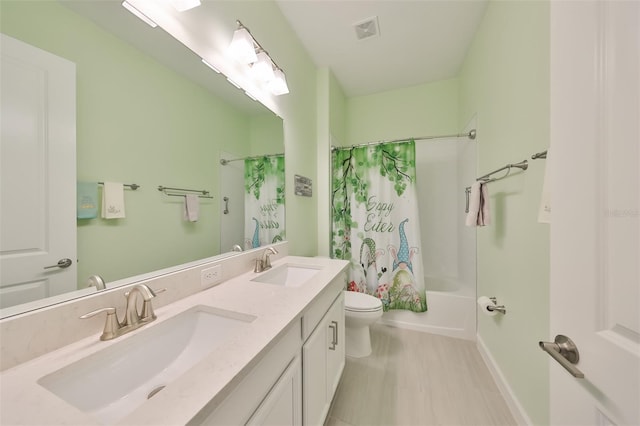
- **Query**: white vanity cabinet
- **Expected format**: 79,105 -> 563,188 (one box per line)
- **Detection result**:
247,355 -> 301,425
191,321 -> 302,426
302,291 -> 345,426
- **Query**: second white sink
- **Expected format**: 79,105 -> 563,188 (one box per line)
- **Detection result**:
38,305 -> 256,425
251,263 -> 322,287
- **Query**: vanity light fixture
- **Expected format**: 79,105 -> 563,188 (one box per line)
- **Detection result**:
121,1 -> 157,28
268,68 -> 290,96
229,23 -> 257,64
251,51 -> 276,82
228,20 -> 289,96
170,0 -> 201,12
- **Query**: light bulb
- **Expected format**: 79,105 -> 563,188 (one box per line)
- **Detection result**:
228,28 -> 257,64
251,51 -> 275,82
268,68 -> 289,96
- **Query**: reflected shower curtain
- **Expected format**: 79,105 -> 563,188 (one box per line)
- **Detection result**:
244,155 -> 285,249
331,141 -> 427,312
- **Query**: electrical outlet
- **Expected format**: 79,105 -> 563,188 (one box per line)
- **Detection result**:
201,264 -> 222,287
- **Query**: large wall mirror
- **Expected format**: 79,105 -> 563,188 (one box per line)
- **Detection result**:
0,0 -> 285,318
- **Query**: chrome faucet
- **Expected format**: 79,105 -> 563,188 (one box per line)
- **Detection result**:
80,284 -> 164,341
124,284 -> 158,327
254,246 -> 278,273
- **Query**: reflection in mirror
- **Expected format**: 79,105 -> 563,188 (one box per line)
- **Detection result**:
0,0 -> 284,317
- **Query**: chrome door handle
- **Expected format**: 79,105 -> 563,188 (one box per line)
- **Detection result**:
328,322 -> 337,350
44,258 -> 72,269
539,335 -> 585,378
331,320 -> 338,346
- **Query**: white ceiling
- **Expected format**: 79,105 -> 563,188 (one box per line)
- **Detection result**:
64,0 -> 488,110
276,0 -> 488,97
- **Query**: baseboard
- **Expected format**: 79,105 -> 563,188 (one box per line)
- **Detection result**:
476,335 -> 532,426
378,318 -> 475,341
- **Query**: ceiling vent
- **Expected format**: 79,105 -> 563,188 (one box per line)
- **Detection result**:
353,16 -> 380,41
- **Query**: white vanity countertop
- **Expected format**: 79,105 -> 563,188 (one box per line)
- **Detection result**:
0,256 -> 348,425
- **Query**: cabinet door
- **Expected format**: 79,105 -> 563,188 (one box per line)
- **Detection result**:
247,355 -> 302,426
302,316 -> 328,426
326,293 -> 345,400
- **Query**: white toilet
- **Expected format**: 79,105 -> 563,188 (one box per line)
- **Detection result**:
344,291 -> 383,358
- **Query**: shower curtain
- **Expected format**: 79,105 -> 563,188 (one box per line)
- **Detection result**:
331,141 -> 427,312
244,155 -> 285,249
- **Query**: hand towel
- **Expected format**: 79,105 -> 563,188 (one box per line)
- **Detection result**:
101,182 -> 126,219
538,148 -> 551,224
479,182 -> 491,226
77,181 -> 98,219
183,194 -> 199,222
465,182 -> 490,227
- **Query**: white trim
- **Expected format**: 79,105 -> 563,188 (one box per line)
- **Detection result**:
476,335 -> 532,426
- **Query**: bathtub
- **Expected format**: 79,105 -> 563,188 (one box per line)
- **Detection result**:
379,276 -> 476,341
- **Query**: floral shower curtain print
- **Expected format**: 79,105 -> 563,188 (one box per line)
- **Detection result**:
332,141 -> 427,312
244,155 -> 285,249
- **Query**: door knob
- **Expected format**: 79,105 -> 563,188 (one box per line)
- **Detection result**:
43,258 -> 72,269
539,335 -> 585,378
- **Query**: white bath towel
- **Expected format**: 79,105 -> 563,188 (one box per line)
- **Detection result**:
101,182 -> 125,219
465,181 -> 490,227
183,194 -> 199,222
538,148 -> 551,224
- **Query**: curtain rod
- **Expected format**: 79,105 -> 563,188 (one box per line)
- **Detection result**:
331,129 -> 476,151
220,152 -> 284,166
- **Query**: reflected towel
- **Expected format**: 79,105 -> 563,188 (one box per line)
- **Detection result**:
465,182 -> 490,227
538,148 -> 551,224
77,181 -> 98,219
101,182 -> 125,219
184,194 -> 199,222
479,182 -> 491,226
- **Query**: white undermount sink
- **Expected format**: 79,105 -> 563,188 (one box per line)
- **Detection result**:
38,305 -> 256,425
251,263 -> 322,287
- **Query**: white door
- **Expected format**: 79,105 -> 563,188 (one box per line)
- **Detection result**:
549,1 -> 639,424
0,34 -> 77,309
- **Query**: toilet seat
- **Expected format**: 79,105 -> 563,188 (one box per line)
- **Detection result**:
344,291 -> 383,313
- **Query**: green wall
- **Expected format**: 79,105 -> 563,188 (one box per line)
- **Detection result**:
458,1 -> 550,424
316,68 -> 348,256
248,114 -> 284,157
1,1 -> 252,285
346,78 -> 460,145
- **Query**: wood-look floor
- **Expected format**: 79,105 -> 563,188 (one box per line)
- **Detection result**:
325,324 -> 516,426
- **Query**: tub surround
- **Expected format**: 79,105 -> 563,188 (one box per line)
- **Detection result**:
0,249 -> 348,425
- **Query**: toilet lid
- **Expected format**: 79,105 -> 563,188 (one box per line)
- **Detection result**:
344,291 -> 383,312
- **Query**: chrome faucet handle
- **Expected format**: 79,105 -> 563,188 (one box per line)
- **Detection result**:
80,307 -> 121,341
261,247 -> 278,270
